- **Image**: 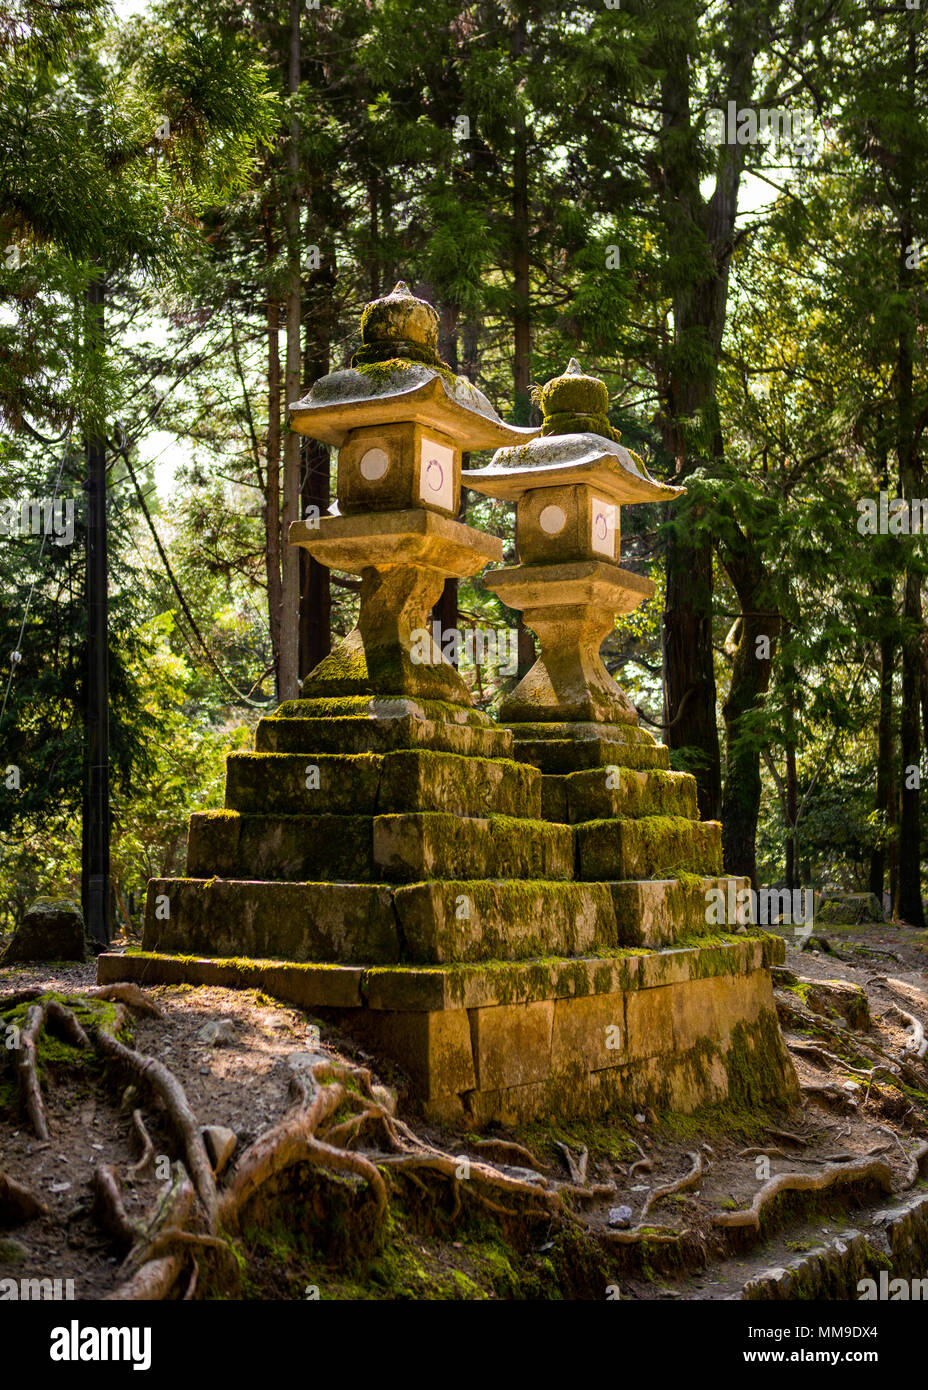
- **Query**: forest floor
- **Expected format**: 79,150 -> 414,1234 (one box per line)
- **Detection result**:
2,918 -> 927,1301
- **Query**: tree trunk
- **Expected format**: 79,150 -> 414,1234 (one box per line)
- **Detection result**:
895,40 -> 925,927
868,568 -> 895,906
655,35 -> 753,822
510,15 -> 531,426
718,535 -> 780,886
299,262 -> 334,681
264,270 -> 283,694
82,266 -> 110,948
279,0 -> 302,701
785,735 -> 799,891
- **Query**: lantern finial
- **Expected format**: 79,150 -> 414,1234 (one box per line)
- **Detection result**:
539,360 -> 618,441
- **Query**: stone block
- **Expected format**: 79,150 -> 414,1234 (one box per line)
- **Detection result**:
609,876 -> 750,947
392,880 -> 617,962
187,812 -> 375,881
96,952 -> 364,1007
326,1007 -> 476,1098
1,898 -> 86,964
624,985 -> 674,1061
254,713 -> 512,760
468,1000 -> 554,1089
552,992 -> 626,1070
377,750 -> 540,818
563,766 -> 698,823
576,816 -> 723,879
225,752 -> 383,815
540,775 -> 568,822
372,812 -> 573,882
671,969 -> 773,1052
142,879 -> 400,964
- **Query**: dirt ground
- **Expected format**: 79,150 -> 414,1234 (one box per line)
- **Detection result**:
2,918 -> 927,1300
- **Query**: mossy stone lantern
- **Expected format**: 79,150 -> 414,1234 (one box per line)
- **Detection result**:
288,283 -> 538,706
463,359 -> 685,726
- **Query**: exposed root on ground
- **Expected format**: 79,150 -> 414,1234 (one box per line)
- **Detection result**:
641,1151 -> 703,1220
710,1158 -> 893,1232
8,961 -> 928,1302
17,1003 -> 48,1140
2,985 -> 629,1298
0,1167 -> 47,1221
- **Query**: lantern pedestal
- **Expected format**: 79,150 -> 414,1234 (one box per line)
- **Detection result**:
486,559 -> 653,725
289,509 -> 502,706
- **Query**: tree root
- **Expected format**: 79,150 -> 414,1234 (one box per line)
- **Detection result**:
219,1070 -> 387,1228
473,1138 -> 548,1172
17,1003 -> 48,1140
711,1158 -> 893,1232
121,1163 -> 195,1278
601,1224 -> 684,1246
903,1140 -> 928,1189
45,1000 -> 91,1049
0,1167 -> 47,1222
0,988 -> 43,1009
84,984 -> 165,1018
126,1108 -> 156,1183
641,1151 -> 704,1220
106,1254 -> 185,1301
91,1164 -> 143,1249
93,1025 -> 217,1227
765,1128 -> 808,1148
885,1004 -> 928,1059
554,1141 -> 588,1185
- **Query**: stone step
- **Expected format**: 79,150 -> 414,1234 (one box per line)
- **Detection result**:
142,877 -> 619,964
187,812 -> 376,881
541,766 -> 697,824
512,736 -> 671,774
186,810 -> 573,883
576,815 -> 723,879
223,749 -> 540,819
373,813 -> 574,882
103,935 -> 784,1013
255,713 -> 512,759
106,933 -> 792,1125
609,876 -> 750,947
144,879 -> 401,964
392,880 -> 618,962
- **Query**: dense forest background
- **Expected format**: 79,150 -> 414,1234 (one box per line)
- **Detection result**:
0,0 -> 925,934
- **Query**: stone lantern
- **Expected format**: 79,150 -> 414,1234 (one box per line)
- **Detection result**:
463,359 -> 684,726
287,283 -> 537,706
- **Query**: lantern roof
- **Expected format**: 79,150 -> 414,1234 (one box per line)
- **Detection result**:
289,283 -> 538,451
462,358 -> 684,505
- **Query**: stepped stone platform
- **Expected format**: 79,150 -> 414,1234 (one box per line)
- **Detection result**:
122,697 -> 797,1125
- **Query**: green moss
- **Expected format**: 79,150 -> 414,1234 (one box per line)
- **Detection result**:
726,1011 -> 799,1109
353,356 -> 458,389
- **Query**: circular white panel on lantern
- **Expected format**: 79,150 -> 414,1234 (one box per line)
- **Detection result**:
538,504 -> 567,535
359,447 -> 389,481
418,437 -> 455,510
591,496 -> 618,558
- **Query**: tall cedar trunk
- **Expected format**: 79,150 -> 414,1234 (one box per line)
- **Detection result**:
719,537 -> 780,886
868,558 -> 895,906
299,263 -> 334,680
896,33 -> 925,926
265,290 -> 283,691
657,37 -> 752,821
368,177 -> 379,300
82,265 -> 110,947
279,0 -> 302,700
510,15 -> 531,426
785,731 -> 799,891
